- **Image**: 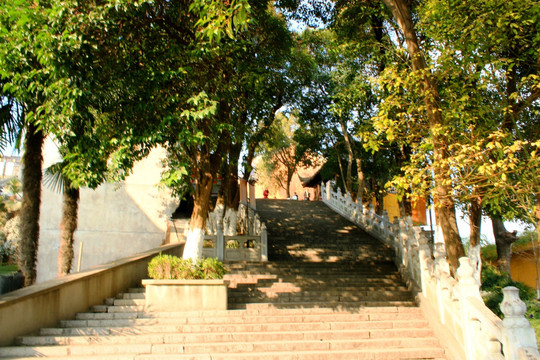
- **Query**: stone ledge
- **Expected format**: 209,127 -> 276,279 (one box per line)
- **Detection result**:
0,243 -> 184,346
143,279 -> 228,312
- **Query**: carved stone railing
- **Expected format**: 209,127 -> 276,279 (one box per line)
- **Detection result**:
321,180 -> 540,360
203,203 -> 267,262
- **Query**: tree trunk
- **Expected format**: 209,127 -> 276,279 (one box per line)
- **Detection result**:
18,122 -> 44,286
469,197 -> 482,248
372,179 -> 384,215
183,157 -> 215,260
398,194 -> 412,217
355,157 -> 365,203
395,145 -> 412,217
335,147 -> 348,194
382,0 -> 465,272
57,186 -> 79,277
338,118 -> 354,200
491,214 -> 517,276
536,193 -> 540,256
286,165 -> 294,199
225,142 -> 242,211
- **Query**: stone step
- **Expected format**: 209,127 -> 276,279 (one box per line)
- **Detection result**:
137,348 -> 446,360
18,327 -> 436,347
230,300 -> 417,310
225,276 -> 405,287
119,292 -> 145,300
0,348 -> 446,360
65,306 -> 423,324
113,299 -> 145,306
229,284 -> 410,292
59,311 -> 424,330
225,261 -> 398,270
41,318 -> 430,336
225,270 -> 402,278
228,292 -> 413,303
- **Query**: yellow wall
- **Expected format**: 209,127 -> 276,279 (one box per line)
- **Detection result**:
373,193 -> 427,226
511,247 -> 540,290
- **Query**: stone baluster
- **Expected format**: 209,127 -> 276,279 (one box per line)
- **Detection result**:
254,214 -> 261,235
417,233 -> 432,294
216,222 -> 224,261
468,244 -> 482,286
432,243 -> 451,324
456,257 -> 481,300
382,210 -> 390,238
500,286 -> 540,360
392,217 -> 400,248
455,257 -> 482,360
260,223 -> 268,262
326,181 -> 331,201
367,204 -> 375,231
344,192 -> 351,213
357,202 -> 364,224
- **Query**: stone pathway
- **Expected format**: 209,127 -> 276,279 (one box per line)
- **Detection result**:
0,199 -> 446,359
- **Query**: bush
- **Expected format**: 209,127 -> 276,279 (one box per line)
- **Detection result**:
148,254 -> 227,280
481,262 -> 538,318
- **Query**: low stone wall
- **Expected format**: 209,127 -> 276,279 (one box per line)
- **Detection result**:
0,243 -> 184,346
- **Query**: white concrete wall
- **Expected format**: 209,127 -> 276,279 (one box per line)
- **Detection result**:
37,142 -> 177,283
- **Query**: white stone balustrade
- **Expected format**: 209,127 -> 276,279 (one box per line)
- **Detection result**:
202,203 -> 267,262
321,180 -> 540,360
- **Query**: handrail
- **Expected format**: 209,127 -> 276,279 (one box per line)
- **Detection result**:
321,180 -> 540,360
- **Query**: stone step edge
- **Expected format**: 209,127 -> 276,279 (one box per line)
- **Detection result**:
40,320 -> 430,336
70,310 -> 424,323
7,337 -> 442,354
17,331 -> 438,345
0,347 -> 447,360
79,305 -> 421,318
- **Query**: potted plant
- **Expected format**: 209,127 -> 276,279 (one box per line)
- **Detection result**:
142,254 -> 228,312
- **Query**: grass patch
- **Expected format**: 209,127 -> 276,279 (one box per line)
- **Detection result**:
530,319 -> 540,348
0,264 -> 18,275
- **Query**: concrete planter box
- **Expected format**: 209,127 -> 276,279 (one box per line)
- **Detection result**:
141,279 -> 228,312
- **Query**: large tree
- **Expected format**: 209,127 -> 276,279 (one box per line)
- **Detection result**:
417,0 -> 540,273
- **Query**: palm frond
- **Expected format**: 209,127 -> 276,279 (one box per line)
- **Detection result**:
43,162 -> 66,194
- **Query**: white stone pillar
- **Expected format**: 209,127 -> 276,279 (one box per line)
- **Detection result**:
261,223 -> 268,262
500,286 -> 540,360
216,223 -> 224,261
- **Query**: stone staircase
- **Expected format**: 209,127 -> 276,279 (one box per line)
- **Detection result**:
0,200 -> 446,359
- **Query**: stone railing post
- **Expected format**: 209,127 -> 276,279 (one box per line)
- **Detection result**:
456,257 -> 482,360
326,181 -> 332,201
417,233 -> 431,295
216,222 -> 224,261
500,286 -> 540,360
260,223 -> 268,262
382,210 -> 390,238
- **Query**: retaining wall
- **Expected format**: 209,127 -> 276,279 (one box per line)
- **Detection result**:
0,243 -> 184,346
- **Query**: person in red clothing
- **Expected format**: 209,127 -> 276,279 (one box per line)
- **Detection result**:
263,189 -> 269,198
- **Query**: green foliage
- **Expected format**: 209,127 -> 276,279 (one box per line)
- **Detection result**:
481,244 -> 498,263
147,254 -> 227,280
481,230 -> 539,264
481,262 -> 537,318
198,257 -> 227,280
0,263 -> 18,275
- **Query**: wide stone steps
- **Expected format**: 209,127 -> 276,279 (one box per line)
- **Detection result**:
0,200 -> 445,359
1,304 -> 444,359
224,260 -> 415,309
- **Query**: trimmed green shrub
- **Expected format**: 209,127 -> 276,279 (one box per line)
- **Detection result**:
199,257 -> 227,279
148,254 -> 227,280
